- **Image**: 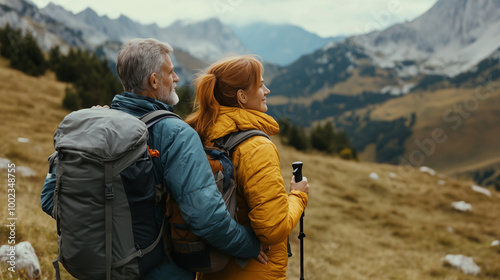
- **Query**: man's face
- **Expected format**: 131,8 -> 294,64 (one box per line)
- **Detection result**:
157,54 -> 179,105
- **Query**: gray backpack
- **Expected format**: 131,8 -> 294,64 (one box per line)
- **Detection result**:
51,108 -> 179,280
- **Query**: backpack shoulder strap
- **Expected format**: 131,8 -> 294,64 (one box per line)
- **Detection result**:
216,130 -> 270,157
139,110 -> 182,128
48,151 -> 58,174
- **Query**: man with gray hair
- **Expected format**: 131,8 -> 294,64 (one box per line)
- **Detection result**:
111,38 -> 266,279
115,38 -> 180,106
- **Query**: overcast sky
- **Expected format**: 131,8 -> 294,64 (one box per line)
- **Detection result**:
30,0 -> 439,37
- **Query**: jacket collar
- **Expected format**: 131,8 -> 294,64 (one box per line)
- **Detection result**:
110,92 -> 174,117
206,106 -> 279,143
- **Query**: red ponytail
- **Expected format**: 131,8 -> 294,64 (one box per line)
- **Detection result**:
186,74 -> 219,142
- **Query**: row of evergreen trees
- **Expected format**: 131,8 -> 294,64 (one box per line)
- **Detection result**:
278,118 -> 358,160
0,24 -> 122,110
0,25 -> 48,76
49,46 -> 122,110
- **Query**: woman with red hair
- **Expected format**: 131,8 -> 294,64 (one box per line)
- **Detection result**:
186,55 -> 310,280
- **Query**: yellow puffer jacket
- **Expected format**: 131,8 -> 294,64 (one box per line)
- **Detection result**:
199,106 -> 308,280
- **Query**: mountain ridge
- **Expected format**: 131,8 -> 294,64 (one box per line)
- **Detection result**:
231,22 -> 344,66
0,0 -> 250,63
353,0 -> 500,77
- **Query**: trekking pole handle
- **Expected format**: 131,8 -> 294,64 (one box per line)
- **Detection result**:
292,161 -> 303,182
292,161 -> 306,280
287,161 -> 303,258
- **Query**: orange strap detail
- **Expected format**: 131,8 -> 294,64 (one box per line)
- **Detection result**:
148,146 -> 160,158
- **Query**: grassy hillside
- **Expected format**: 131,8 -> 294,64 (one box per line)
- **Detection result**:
1,62 -> 499,279
368,84 -> 500,176
267,67 -> 397,106
280,142 -> 500,279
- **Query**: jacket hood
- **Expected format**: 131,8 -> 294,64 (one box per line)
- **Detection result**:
110,92 -> 173,117
206,106 -> 279,143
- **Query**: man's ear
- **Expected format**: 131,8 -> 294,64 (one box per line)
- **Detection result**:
237,89 -> 247,105
149,73 -> 158,89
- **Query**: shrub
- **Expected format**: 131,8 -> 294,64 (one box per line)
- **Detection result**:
62,87 -> 82,111
339,148 -> 354,160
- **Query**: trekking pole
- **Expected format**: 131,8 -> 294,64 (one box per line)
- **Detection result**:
292,161 -> 305,280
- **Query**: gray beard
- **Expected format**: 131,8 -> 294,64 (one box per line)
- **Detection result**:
158,83 -> 179,106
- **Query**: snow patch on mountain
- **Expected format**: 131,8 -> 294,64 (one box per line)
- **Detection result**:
381,83 -> 414,96
353,0 -> 500,77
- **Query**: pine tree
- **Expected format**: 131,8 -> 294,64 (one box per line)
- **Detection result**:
310,121 -> 336,154
49,45 -> 62,71
0,24 -> 21,59
62,86 -> 82,111
288,124 -> 308,151
277,118 -> 291,137
9,32 -> 47,76
57,49 -> 122,110
276,118 -> 292,144
55,49 -> 78,82
336,131 -> 351,153
323,121 -> 336,153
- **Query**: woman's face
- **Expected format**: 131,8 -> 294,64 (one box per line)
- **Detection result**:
241,76 -> 270,113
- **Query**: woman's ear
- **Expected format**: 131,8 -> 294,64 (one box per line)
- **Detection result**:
149,73 -> 159,89
237,89 -> 247,105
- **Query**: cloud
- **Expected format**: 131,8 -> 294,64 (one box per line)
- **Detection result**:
210,0 -> 439,36
30,0 -> 438,37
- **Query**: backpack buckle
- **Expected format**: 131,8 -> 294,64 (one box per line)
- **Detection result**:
136,244 -> 144,258
105,183 -> 114,199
